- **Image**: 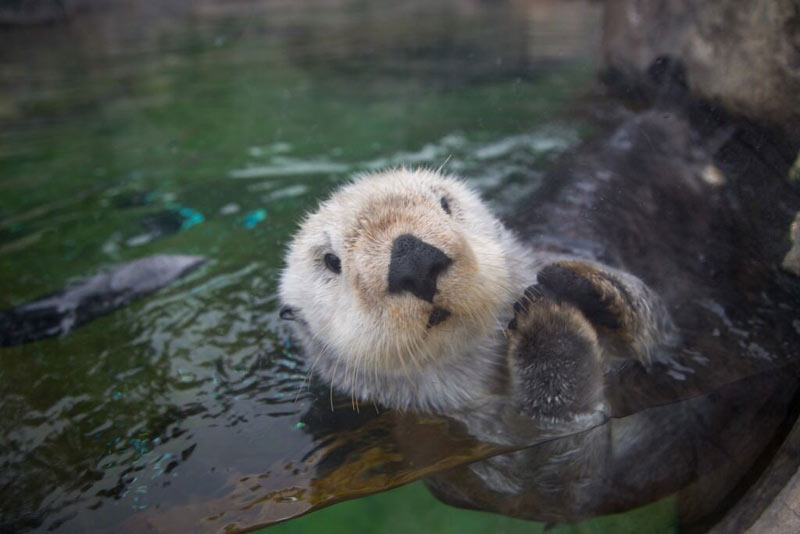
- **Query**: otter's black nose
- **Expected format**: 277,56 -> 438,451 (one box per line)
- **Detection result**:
387,234 -> 452,303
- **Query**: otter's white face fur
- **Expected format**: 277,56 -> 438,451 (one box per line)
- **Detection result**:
280,168 -> 530,412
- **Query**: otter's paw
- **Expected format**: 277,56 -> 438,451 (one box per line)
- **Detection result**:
507,286 -> 604,421
535,261 -> 675,364
536,262 -> 632,332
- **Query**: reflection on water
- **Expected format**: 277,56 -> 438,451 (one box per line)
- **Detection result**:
0,1 -> 605,531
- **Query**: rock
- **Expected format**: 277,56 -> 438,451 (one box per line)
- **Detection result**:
745,463 -> 800,534
603,0 -> 800,139
709,417 -> 800,534
790,152 -> 800,183
781,212 -> 800,276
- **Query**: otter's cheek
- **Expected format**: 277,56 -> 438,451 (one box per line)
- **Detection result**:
444,268 -> 506,332
435,257 -> 477,311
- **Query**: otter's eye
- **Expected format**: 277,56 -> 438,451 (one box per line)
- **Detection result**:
440,197 -> 451,215
324,253 -> 342,274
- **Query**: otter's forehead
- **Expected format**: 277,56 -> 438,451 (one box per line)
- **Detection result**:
308,169 -> 483,231
330,170 -> 455,209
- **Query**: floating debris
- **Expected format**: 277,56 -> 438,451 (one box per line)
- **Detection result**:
242,209 -> 268,229
177,206 -> 204,230
124,206 -> 205,247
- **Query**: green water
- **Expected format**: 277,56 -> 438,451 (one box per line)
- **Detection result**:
268,482 -> 676,534
0,1 -> 674,532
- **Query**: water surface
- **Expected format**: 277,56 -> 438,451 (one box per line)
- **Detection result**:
0,1 -> 651,531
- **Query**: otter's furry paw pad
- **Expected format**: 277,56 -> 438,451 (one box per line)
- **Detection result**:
535,262 -> 632,332
507,285 -> 604,421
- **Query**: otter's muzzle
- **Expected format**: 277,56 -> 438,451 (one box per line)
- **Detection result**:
387,234 -> 452,303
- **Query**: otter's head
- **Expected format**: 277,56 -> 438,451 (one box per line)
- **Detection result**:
279,169 -> 514,403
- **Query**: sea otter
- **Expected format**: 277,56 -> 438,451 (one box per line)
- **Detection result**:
279,111 -> 800,526
278,167 -> 676,420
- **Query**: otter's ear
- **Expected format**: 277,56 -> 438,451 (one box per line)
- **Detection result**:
279,306 -> 297,321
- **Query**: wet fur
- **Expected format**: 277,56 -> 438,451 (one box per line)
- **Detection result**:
280,168 -> 673,416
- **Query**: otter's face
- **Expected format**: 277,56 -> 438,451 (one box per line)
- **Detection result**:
279,169 -> 512,379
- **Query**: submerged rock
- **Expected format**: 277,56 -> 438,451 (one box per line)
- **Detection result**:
603,0 -> 800,140
0,254 -> 206,347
